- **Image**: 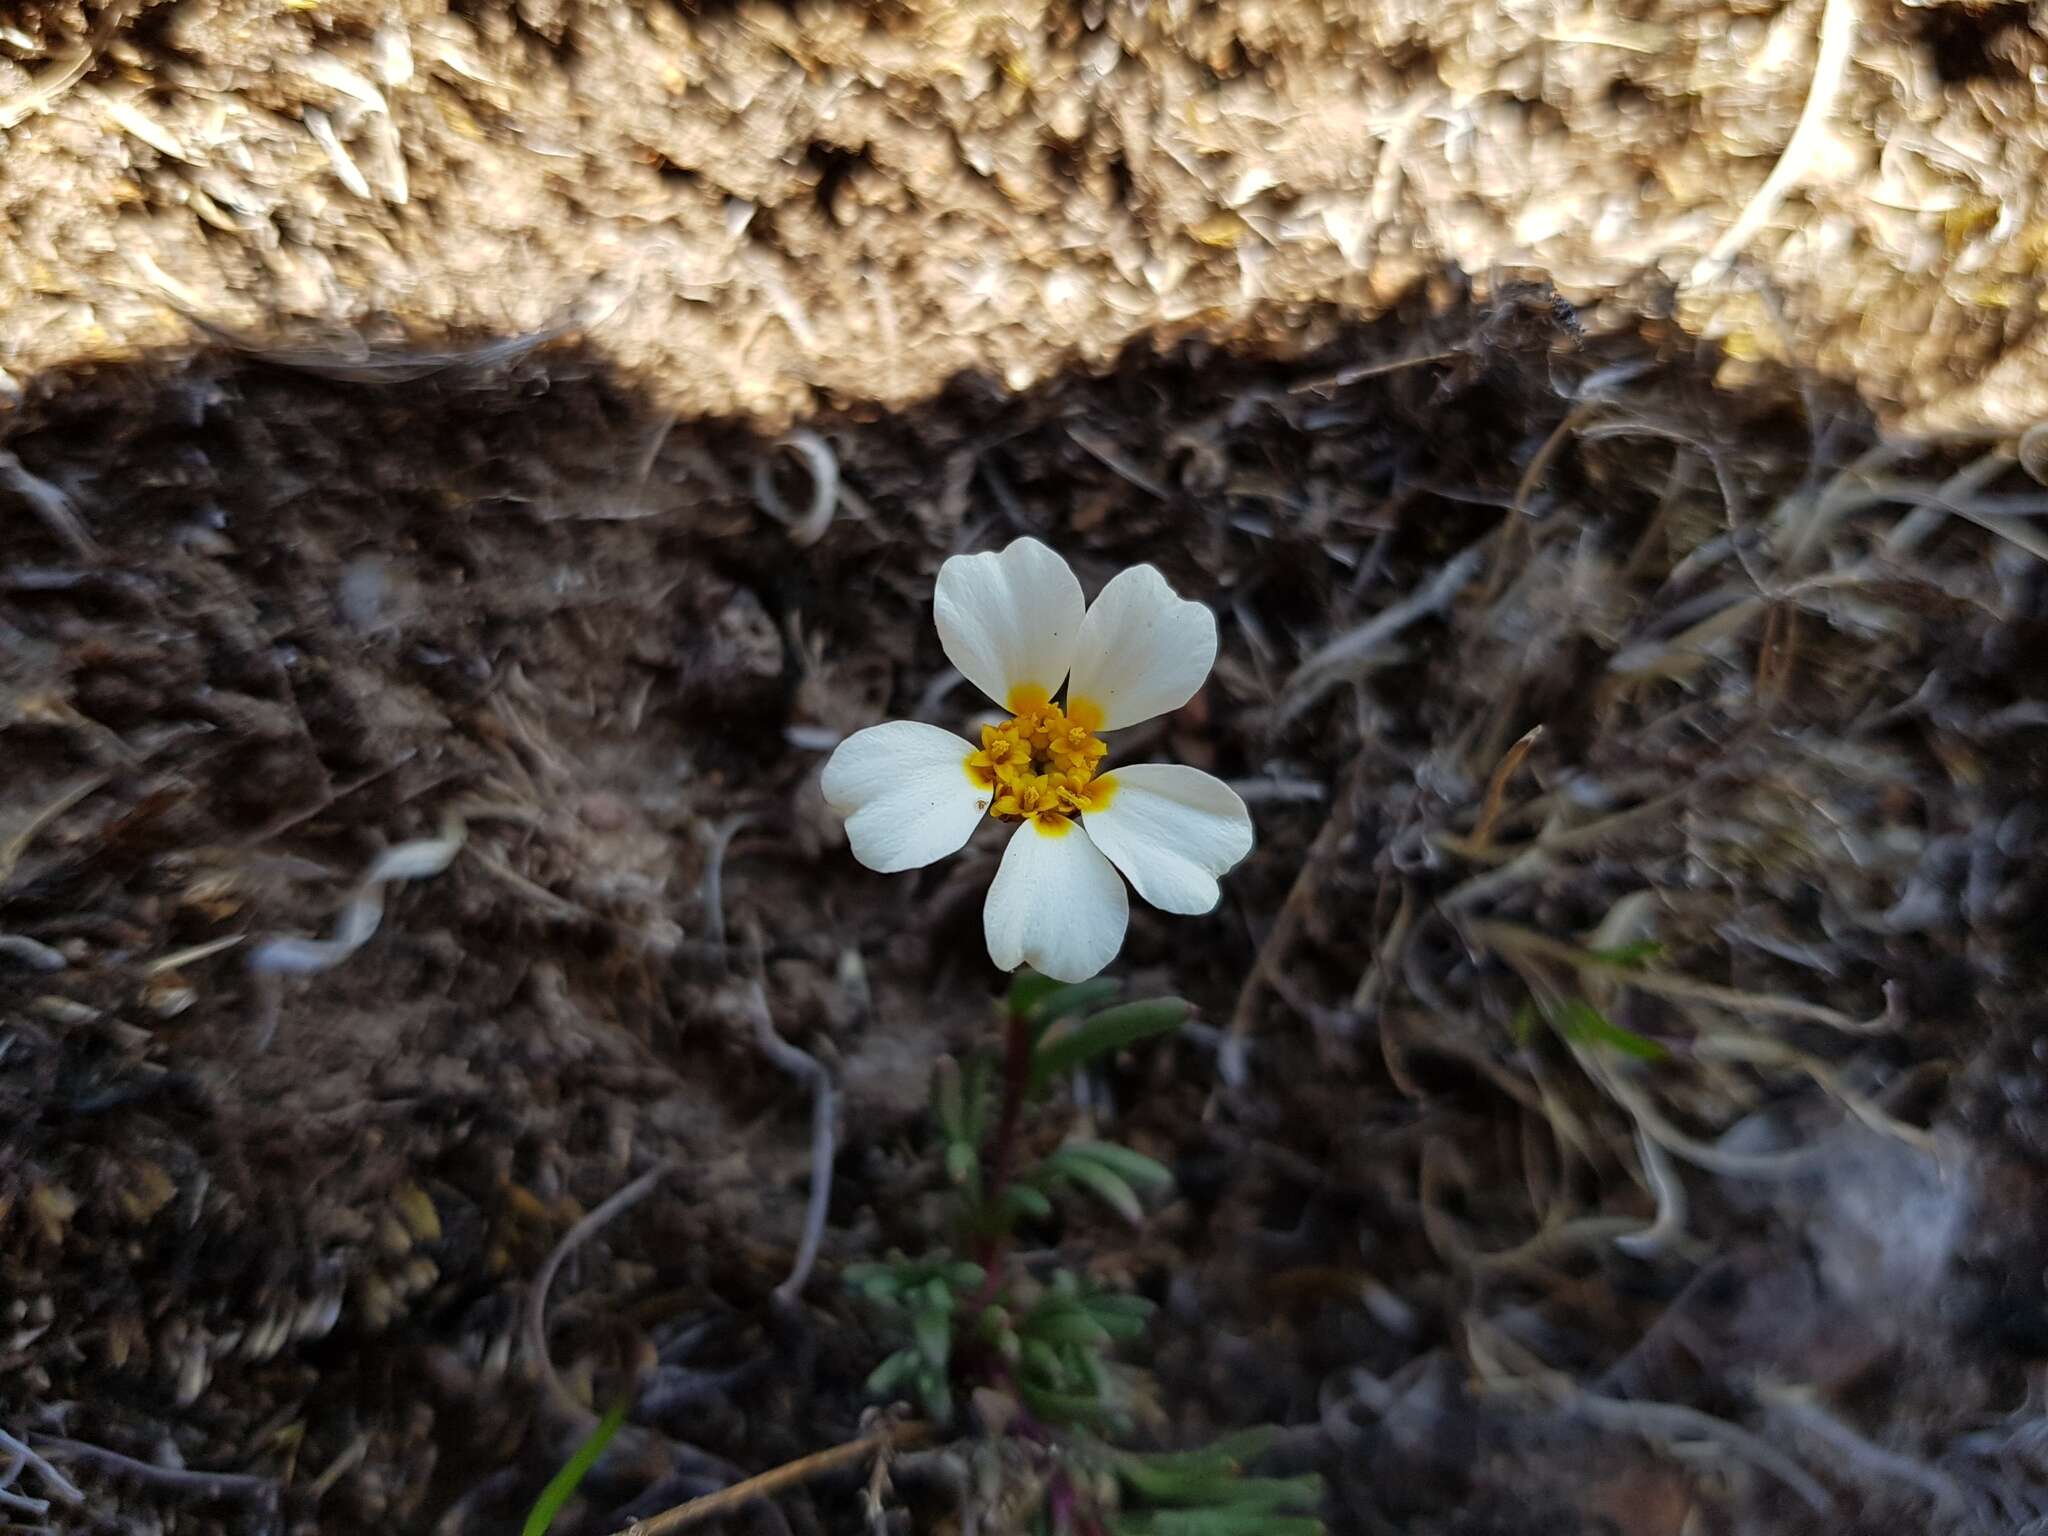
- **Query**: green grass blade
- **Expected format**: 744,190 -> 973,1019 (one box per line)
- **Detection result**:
522,1396 -> 629,1536
1552,1000 -> 1667,1061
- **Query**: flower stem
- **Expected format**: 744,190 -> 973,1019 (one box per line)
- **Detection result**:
976,1000 -> 1035,1271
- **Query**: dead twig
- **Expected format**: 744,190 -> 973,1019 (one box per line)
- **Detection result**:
245,817 -> 467,1048
1688,0 -> 1859,286
0,450 -> 100,559
1467,1319 -> 1833,1515
610,1422 -> 932,1536
1281,542 -> 1490,722
0,0 -> 139,130
1470,726 -> 1544,851
1224,759 -> 1366,1075
28,1434 -> 275,1504
1288,348 -> 1459,394
1756,1381 -> 1982,1523
1,772 -> 112,886
701,813 -> 756,956
1469,920 -> 1884,1035
751,430 -> 841,546
741,965 -> 836,1307
525,1160 -> 682,1425
0,1428 -> 82,1509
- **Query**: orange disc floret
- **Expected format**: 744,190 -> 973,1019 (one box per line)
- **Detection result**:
961,699 -> 1109,825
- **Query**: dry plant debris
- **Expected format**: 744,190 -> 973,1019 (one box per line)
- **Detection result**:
2,277 -> 2046,1535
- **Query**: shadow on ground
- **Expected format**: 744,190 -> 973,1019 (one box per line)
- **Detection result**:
6,284 -> 2048,1534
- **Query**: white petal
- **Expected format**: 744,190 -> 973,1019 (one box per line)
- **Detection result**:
820,721 -> 987,873
934,538 -> 1086,712
1065,564 -> 1217,731
1081,764 -> 1253,915
983,818 -> 1129,983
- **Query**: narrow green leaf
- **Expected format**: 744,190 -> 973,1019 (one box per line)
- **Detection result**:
1112,1514 -> 1322,1536
1589,939 -> 1665,969
1062,1139 -> 1174,1189
944,1261 -> 987,1291
1075,1338 -> 1108,1395
1211,1477 -> 1326,1514
864,1348 -> 920,1398
1019,1337 -> 1067,1385
944,1140 -> 979,1187
1016,1380 -> 1116,1429
1026,978 -> 1123,1028
521,1396 -> 629,1536
960,1055 -> 993,1144
1120,1429 -> 1279,1479
1041,1153 -> 1144,1223
1024,1305 -> 1112,1348
913,1306 -> 952,1370
932,1054 -> 965,1139
1030,999 -> 1190,1092
1082,1293 -> 1154,1340
917,1367 -> 953,1425
842,1262 -> 902,1301
1117,1466 -> 1323,1512
1001,1183 -> 1055,1222
1005,971 -> 1068,1019
1551,1000 -> 1668,1061
1084,1291 -> 1156,1321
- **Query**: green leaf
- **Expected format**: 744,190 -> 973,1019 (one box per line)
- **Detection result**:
959,1055 -> 993,1144
1024,1304 -> 1112,1349
521,1396 -> 629,1536
1019,1337 -> 1068,1386
1111,1514 -> 1322,1536
1083,1291 -> 1155,1321
917,1366 -> 954,1425
1038,1151 -> 1144,1223
913,1306 -> 952,1370
1551,1000 -> 1667,1061
1001,1183 -> 1054,1222
1075,1339 -> 1108,1395
843,1262 -> 903,1301
944,1261 -> 987,1291
1016,1379 -> 1117,1429
1589,939 -> 1665,969
1082,1292 -> 1154,1340
1117,1467 -> 1324,1512
1025,978 -> 1124,1029
1006,971 -> 1069,1019
1119,1429 -> 1279,1480
864,1348 -> 920,1398
944,1140 -> 979,1187
1030,999 -> 1190,1092
1062,1140 -> 1174,1190
932,1055 -> 965,1139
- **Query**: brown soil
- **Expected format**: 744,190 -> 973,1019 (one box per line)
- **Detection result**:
8,4 -> 2048,1536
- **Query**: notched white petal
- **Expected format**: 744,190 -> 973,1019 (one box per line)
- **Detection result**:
1065,564 -> 1217,731
933,537 -> 1086,711
1081,764 -> 1253,915
821,721 -> 987,873
982,819 -> 1129,983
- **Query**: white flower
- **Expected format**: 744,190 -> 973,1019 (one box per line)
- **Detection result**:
821,538 -> 1254,983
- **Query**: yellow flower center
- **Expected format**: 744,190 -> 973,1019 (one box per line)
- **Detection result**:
964,687 -> 1113,831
